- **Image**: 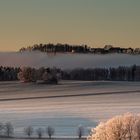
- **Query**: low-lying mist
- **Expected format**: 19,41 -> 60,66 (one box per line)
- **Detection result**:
1,52 -> 140,69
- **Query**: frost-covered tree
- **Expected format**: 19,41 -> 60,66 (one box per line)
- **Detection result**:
18,67 -> 60,84
42,70 -> 53,82
42,68 -> 59,84
18,67 -> 37,82
77,125 -> 84,139
46,126 -> 55,139
0,123 -> 4,136
4,122 -> 14,137
36,67 -> 46,80
24,126 -> 34,137
36,128 -> 44,139
87,113 -> 140,140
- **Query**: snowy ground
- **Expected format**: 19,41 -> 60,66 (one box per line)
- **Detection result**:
0,81 -> 140,137
0,138 -> 86,140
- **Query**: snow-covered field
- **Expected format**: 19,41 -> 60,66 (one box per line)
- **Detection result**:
0,81 -> 140,137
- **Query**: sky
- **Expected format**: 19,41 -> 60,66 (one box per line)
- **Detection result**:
0,0 -> 140,51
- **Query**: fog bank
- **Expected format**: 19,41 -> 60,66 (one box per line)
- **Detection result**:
0,52 -> 140,69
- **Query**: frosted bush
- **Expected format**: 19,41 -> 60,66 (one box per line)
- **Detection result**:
87,113 -> 140,140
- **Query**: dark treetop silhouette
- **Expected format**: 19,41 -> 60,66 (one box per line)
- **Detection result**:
20,43 -> 140,55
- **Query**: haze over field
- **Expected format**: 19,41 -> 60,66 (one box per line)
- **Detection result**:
0,52 -> 140,69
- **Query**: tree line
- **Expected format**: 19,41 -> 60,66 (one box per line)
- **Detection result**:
24,125 -> 55,139
0,66 -> 20,81
19,43 -> 140,54
24,125 -> 84,139
62,65 -> 140,81
0,65 -> 140,82
20,43 -> 89,53
0,123 -> 85,139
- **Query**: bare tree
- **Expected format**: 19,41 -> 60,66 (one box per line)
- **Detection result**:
4,122 -> 14,137
36,128 -> 44,139
46,126 -> 55,139
24,126 -> 34,137
77,125 -> 84,139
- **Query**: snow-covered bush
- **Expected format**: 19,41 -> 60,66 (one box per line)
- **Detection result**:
87,113 -> 140,140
